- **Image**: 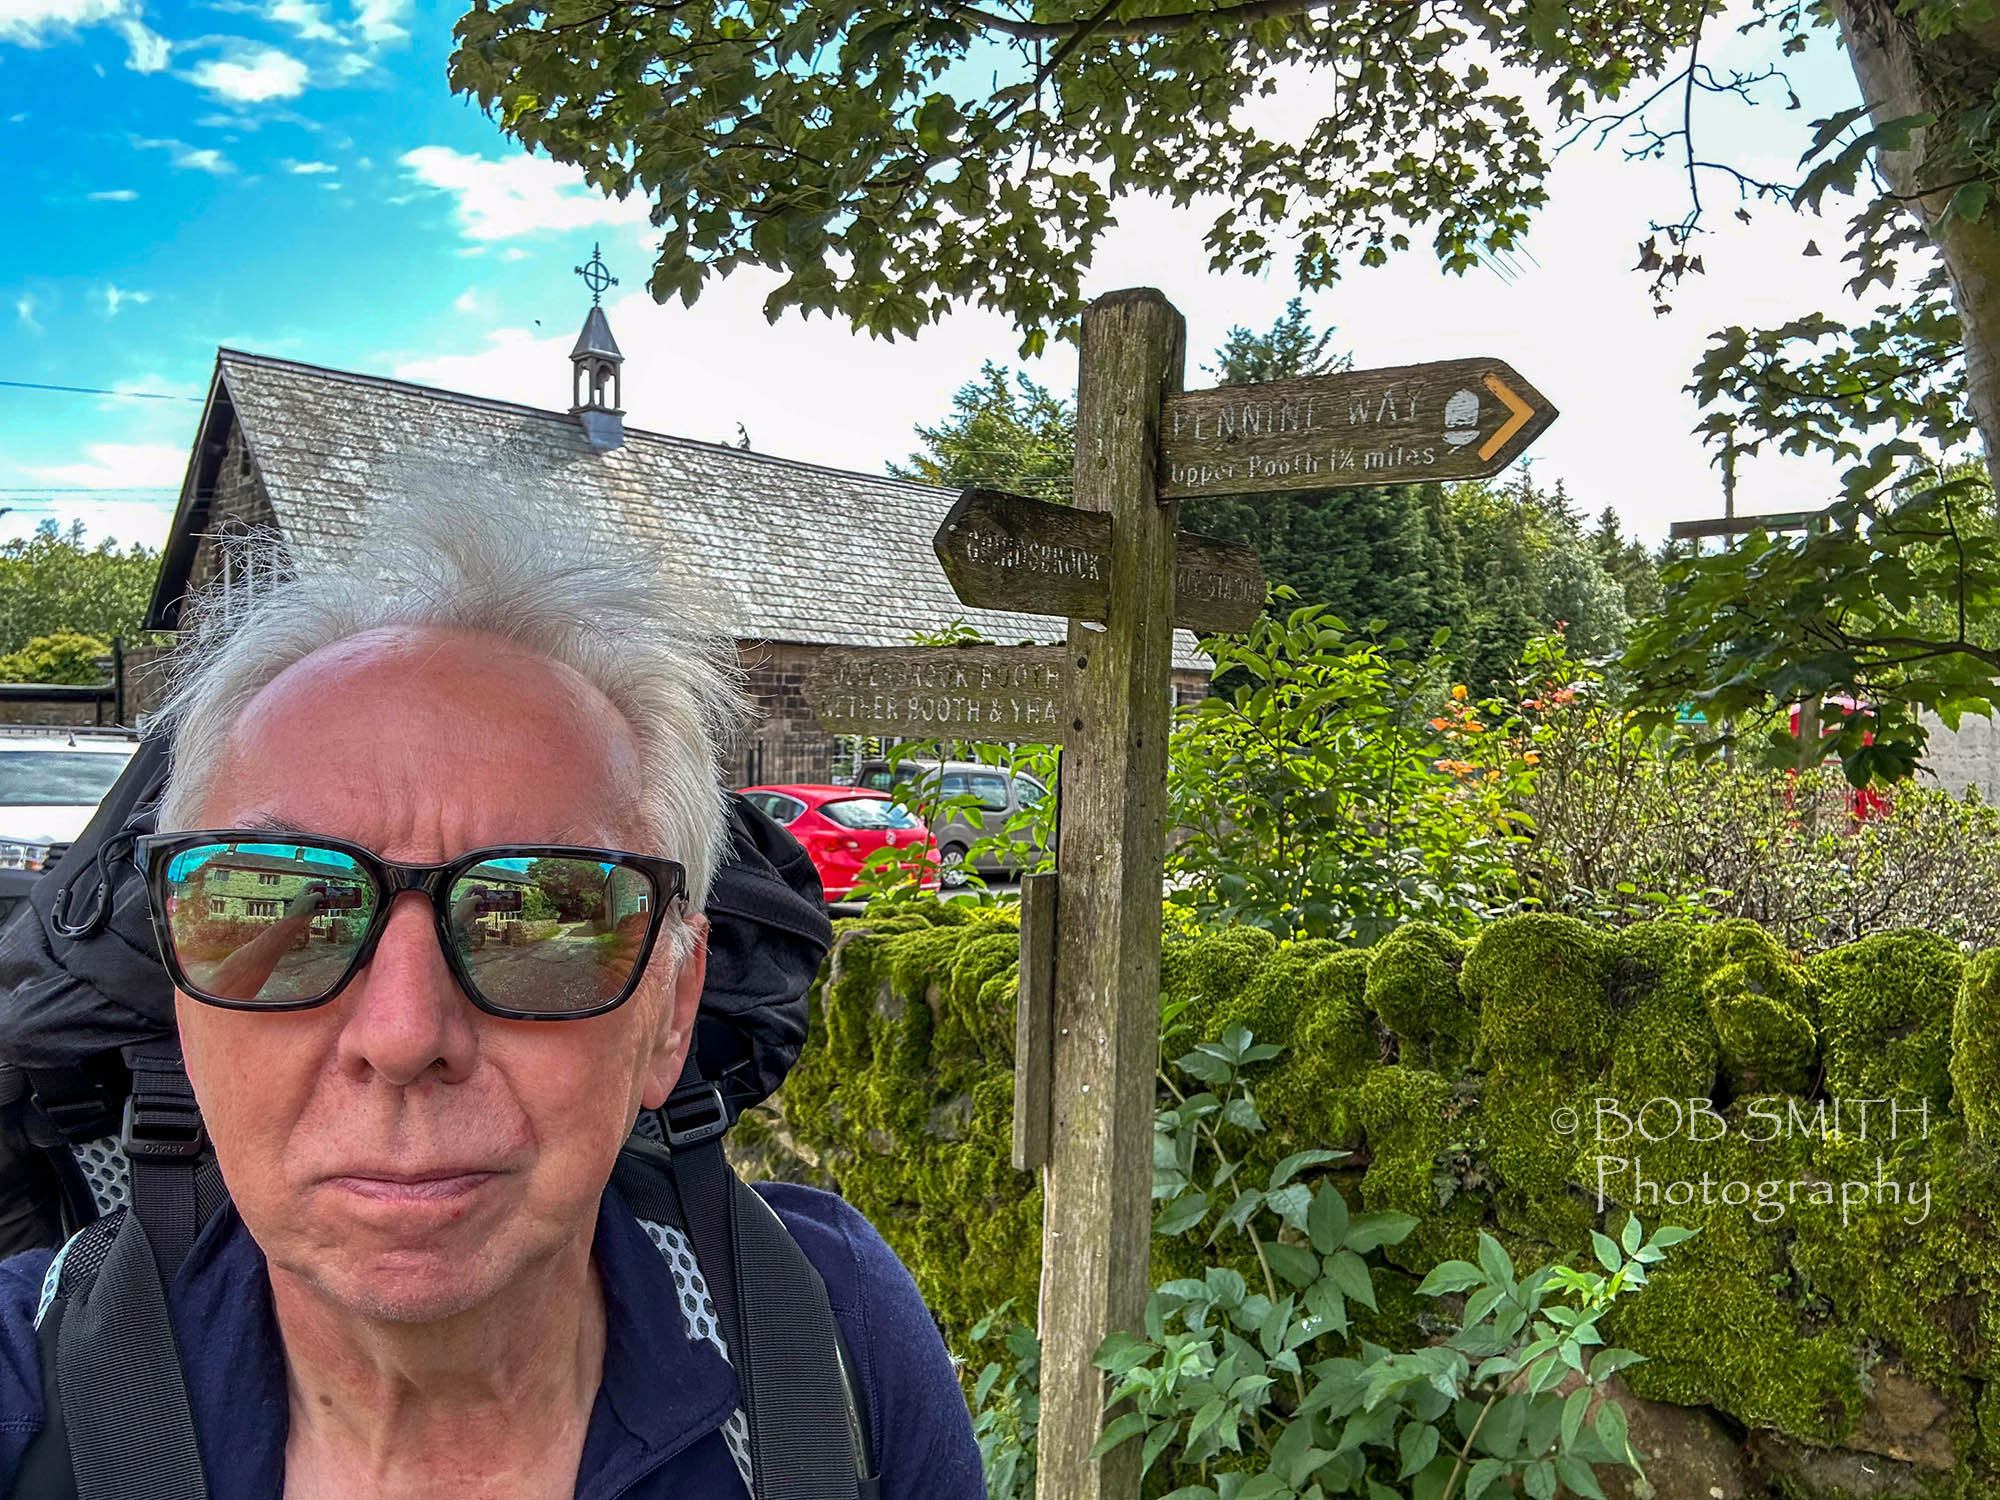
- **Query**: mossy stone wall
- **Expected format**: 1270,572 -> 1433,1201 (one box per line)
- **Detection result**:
748,899 -> 2000,1496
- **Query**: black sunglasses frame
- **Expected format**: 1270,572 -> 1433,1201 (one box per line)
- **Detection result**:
135,830 -> 689,1021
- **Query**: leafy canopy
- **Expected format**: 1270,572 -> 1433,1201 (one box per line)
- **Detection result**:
448,0 -> 1706,345
0,521 -> 160,658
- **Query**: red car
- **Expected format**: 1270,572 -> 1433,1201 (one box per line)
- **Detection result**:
739,785 -> 939,900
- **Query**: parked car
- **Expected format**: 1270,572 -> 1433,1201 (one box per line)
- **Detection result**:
851,759 -> 1051,887
738,784 -> 939,901
0,727 -> 141,928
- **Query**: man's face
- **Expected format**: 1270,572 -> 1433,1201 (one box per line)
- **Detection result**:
174,625 -> 705,1324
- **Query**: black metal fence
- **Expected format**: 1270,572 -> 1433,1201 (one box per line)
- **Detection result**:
730,734 -> 855,789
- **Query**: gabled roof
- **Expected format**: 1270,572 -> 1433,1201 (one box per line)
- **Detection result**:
150,349 -> 1207,669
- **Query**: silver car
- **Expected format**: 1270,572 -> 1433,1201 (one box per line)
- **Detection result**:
853,759 -> 1050,887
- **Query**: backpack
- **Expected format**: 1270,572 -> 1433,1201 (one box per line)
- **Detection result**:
0,735 -> 878,1500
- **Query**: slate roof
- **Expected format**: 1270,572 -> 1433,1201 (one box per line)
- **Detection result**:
151,349 -> 1208,670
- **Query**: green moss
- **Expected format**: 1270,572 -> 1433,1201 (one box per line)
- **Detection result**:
1464,914 -> 1615,1073
1605,921 -> 1719,1101
1957,952 -> 2000,1145
1163,925 -> 1279,1011
1364,921 -> 1475,1071
1814,931 -> 1965,1111
1693,920 -> 1817,1096
773,907 -> 2000,1482
1357,1065 -> 1480,1268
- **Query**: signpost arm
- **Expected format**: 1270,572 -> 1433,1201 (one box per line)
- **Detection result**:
1036,288 -> 1184,1500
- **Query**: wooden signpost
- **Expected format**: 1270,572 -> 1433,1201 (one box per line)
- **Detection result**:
803,290 -> 1555,1500
1158,356 -> 1555,499
802,643 -> 1072,743
934,487 -> 1266,634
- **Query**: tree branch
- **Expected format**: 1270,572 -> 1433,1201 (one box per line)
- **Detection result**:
938,0 -> 1346,44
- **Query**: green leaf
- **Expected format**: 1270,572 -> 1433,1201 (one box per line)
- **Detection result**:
1323,1250 -> 1378,1311
1087,1410 -> 1151,1460
1156,1191 -> 1212,1237
1590,1230 -> 1622,1275
1557,1454 -> 1609,1498
1268,1149 -> 1347,1191
1267,1184 -> 1313,1231
1476,1233 -> 1516,1287
1307,1185 -> 1350,1254
1524,1457 -> 1558,1500
1464,1456 -> 1508,1500
1417,1260 -> 1483,1296
1588,1348 -> 1647,1381
1265,1242 -> 1321,1287
1595,1397 -> 1630,1458
1619,1214 -> 1642,1256
1398,1420 -> 1440,1478
1344,1211 -> 1417,1253
1561,1385 -> 1593,1449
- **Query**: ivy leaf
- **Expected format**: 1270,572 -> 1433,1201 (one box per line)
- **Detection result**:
1269,1149 -> 1347,1191
1086,1410 -> 1152,1460
1417,1260 -> 1484,1296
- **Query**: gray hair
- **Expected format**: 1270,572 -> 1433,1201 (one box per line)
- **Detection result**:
151,485 -> 746,925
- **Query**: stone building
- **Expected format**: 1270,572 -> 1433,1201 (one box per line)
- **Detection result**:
145,304 -> 1208,784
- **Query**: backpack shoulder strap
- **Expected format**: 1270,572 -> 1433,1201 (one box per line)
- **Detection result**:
617,1091 -> 881,1500
10,1210 -> 207,1500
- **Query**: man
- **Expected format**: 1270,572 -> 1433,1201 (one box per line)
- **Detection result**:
0,499 -> 986,1498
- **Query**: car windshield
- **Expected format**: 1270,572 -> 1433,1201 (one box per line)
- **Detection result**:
820,798 -> 923,830
0,751 -> 130,807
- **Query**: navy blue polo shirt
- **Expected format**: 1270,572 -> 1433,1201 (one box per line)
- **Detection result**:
0,1182 -> 984,1498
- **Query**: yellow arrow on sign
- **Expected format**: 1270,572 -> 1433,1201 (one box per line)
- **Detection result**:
1478,372 -> 1534,462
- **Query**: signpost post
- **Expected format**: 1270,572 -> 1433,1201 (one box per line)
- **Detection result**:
802,289 -> 1555,1500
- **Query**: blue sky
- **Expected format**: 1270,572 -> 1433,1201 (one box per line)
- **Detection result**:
2,0 -> 1871,553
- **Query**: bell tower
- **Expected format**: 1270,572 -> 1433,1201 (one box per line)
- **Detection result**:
569,244 -> 625,452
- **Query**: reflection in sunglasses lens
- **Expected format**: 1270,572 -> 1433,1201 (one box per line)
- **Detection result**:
161,843 -> 375,1004
451,858 -> 655,1015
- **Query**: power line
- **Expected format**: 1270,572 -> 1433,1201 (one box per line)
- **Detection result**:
0,379 -> 202,402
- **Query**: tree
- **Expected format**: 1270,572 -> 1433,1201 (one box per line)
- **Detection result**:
0,633 -> 111,686
0,521 -> 160,657
1203,297 -> 1349,385
887,362 -> 1075,501
524,857 -> 605,922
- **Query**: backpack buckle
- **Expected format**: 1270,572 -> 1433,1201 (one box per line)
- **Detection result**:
120,1088 -> 207,1159
663,1082 -> 730,1150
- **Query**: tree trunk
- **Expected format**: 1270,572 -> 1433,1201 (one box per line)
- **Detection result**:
1837,0 -> 2000,499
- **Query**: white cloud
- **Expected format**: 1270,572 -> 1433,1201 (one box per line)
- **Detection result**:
102,284 -> 151,316
0,0 -> 126,45
282,158 -> 336,174
453,288 -> 481,314
501,247 -> 529,263
15,294 -> 39,331
399,146 -> 652,243
28,443 -> 185,489
351,0 -> 404,44
188,44 -> 308,103
135,136 -> 237,174
86,188 -> 137,201
0,0 -> 171,69
265,0 -> 337,42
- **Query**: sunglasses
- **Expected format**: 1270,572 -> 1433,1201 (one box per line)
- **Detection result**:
136,831 -> 688,1021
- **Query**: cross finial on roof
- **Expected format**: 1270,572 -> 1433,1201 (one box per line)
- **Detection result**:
574,243 -> 617,307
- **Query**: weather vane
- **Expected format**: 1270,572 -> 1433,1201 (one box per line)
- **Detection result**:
574,243 -> 617,306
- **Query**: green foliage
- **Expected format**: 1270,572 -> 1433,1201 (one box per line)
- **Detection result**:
1168,602 -> 1530,943
0,521 -> 159,656
886,362 -> 1075,504
1513,631 -> 2000,952
761,905 -> 2000,1484
1088,1028 -> 1676,1500
448,0 -> 1708,343
1205,298 -> 1351,387
1624,473 -> 2000,787
0,632 -> 110,685
522,856 -> 603,921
